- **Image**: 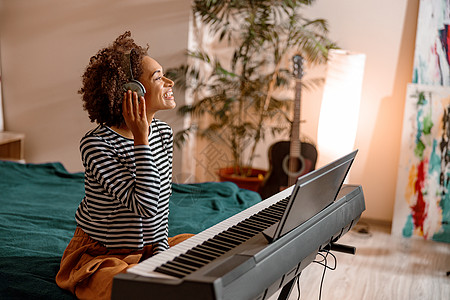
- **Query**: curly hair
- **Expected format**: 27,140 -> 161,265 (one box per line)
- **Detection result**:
79,31 -> 149,127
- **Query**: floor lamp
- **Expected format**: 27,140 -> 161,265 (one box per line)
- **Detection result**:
316,49 -> 366,169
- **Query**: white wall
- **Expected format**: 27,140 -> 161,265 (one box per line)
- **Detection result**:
0,0 -> 191,173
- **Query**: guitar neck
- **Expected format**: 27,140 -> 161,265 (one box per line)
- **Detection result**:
290,78 -> 301,159
288,56 -> 303,186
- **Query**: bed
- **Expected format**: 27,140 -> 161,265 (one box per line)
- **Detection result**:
0,160 -> 261,299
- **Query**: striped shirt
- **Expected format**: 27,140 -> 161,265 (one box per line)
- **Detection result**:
75,119 -> 173,252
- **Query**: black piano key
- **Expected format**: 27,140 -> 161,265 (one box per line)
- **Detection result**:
258,211 -> 281,222
252,214 -> 277,225
154,265 -> 186,278
263,209 -> 283,219
265,205 -> 284,214
271,199 -> 285,206
240,219 -> 265,231
211,237 -> 237,249
247,216 -> 266,224
274,198 -> 289,207
213,234 -> 236,245
228,226 -> 254,237
237,220 -> 261,231
223,229 -> 253,242
259,214 -> 279,224
186,248 -> 217,261
174,255 -> 206,268
246,217 -> 271,228
160,262 -> 192,275
164,260 -> 198,272
228,225 -> 257,237
179,252 -> 210,264
216,232 -> 244,244
262,214 -> 281,222
234,224 -> 259,235
275,201 -> 289,210
263,208 -> 284,218
220,230 -> 248,242
196,244 -> 225,256
203,239 -> 233,252
259,208 -> 282,218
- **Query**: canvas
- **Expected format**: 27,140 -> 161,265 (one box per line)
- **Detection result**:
392,83 -> 450,243
412,0 -> 450,86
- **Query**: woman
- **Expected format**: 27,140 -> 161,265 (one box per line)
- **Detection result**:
56,31 -> 193,299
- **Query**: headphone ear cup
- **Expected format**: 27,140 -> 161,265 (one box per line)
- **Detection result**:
123,80 -> 146,98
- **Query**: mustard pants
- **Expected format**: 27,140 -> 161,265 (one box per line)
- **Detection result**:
56,227 -> 193,300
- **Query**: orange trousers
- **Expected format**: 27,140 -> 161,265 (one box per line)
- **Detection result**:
55,227 -> 194,300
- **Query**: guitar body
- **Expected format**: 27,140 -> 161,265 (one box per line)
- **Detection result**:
259,140 -> 318,199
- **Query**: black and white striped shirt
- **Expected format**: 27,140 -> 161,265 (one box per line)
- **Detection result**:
75,119 -> 173,252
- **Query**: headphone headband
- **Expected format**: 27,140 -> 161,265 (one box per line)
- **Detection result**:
122,48 -> 146,98
129,48 -> 137,80
123,49 -> 137,81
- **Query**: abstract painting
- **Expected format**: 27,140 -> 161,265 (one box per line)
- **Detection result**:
412,0 -> 450,86
392,83 -> 450,243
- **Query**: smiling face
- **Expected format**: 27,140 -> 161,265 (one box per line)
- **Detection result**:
139,56 -> 176,115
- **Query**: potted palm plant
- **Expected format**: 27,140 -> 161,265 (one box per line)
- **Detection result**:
169,0 -> 336,191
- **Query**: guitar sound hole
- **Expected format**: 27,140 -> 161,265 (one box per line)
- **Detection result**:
282,155 -> 306,178
286,157 -> 303,172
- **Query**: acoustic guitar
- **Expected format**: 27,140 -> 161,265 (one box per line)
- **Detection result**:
259,55 -> 317,199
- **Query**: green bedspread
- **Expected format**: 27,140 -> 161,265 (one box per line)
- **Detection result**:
0,160 -> 261,299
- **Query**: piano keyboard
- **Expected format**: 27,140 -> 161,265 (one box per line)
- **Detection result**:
113,185 -> 365,300
127,186 -> 294,279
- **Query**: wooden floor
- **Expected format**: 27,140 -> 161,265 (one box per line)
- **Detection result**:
268,219 -> 450,300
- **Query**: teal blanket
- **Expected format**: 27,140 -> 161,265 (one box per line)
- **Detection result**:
0,161 -> 261,299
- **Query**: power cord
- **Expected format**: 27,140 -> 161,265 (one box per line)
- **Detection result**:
313,247 -> 337,300
296,275 -> 301,300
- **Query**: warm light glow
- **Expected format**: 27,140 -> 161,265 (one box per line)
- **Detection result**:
317,50 -> 366,167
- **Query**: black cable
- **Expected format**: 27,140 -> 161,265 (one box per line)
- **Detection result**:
319,255 -> 327,300
296,275 -> 301,300
313,248 -> 337,300
315,250 -> 337,270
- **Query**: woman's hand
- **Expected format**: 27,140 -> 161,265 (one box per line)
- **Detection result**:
122,90 -> 149,145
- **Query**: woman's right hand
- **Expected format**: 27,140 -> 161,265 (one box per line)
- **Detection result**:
122,90 -> 149,145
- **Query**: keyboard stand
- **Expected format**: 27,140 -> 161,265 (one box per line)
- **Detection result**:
277,275 -> 298,300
